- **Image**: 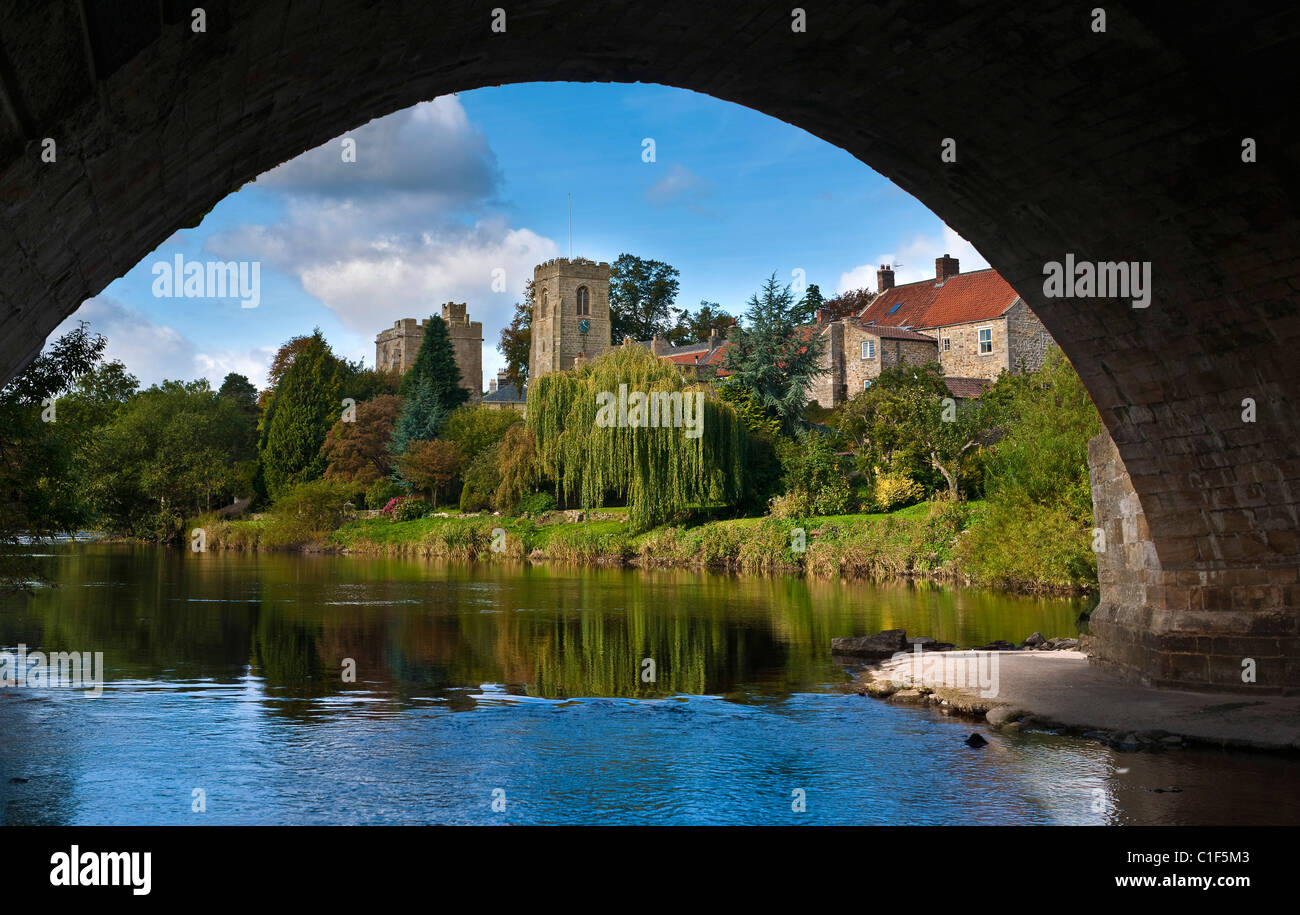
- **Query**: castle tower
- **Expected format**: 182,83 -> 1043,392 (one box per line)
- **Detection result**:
375,305 -> 484,404
529,257 -> 611,382
440,302 -> 483,404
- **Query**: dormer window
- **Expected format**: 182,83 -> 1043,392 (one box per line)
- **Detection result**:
576,285 -> 590,316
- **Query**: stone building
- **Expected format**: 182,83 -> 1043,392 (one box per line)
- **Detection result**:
375,302 -> 484,403
529,257 -> 612,381
482,367 -> 526,414
813,256 -> 1057,408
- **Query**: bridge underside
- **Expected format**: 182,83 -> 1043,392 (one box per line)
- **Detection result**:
0,1 -> 1297,691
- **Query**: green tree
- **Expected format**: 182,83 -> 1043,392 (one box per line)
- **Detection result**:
793,283 -> 826,324
399,315 -> 470,411
497,280 -> 533,390
668,301 -> 733,346
87,379 -> 262,538
0,323 -> 106,587
528,345 -> 747,527
442,404 -> 523,464
260,331 -> 349,498
389,378 -> 448,457
609,254 -> 680,344
722,272 -> 826,433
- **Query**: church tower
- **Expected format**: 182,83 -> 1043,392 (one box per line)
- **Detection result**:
529,257 -> 611,382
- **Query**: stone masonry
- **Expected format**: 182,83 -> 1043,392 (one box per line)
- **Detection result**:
375,303 -> 483,403
529,258 -> 611,381
0,2 -> 1295,691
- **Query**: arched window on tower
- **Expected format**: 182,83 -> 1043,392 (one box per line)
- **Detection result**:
539,288 -> 549,318
576,285 -> 590,316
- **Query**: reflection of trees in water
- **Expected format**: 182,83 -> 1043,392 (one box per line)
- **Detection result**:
7,544 -> 1089,711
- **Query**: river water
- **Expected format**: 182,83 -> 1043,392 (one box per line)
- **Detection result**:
0,542 -> 1295,825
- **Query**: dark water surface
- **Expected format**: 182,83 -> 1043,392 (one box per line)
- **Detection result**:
0,543 -> 1295,825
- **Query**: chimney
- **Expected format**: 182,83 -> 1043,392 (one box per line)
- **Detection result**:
708,328 -> 721,350
877,264 -> 895,293
650,333 -> 667,356
489,378 -> 498,393
935,254 -> 960,283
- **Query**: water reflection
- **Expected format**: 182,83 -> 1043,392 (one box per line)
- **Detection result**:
3,543 -> 1292,826
1,544 -> 1087,707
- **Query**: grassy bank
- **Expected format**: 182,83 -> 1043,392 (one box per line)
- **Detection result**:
194,499 -> 1097,593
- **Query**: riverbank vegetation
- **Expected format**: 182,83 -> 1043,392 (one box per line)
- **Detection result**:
1,268 -> 1102,593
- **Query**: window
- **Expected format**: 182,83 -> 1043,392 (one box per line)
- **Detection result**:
863,379 -> 872,390
978,327 -> 993,354
539,288 -> 549,317
861,339 -> 876,359
941,337 -> 951,352
576,285 -> 590,315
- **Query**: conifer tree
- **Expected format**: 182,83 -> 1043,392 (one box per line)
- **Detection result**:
399,315 -> 470,413
260,331 -> 347,497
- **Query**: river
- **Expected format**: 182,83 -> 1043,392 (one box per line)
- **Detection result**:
0,542 -> 1294,825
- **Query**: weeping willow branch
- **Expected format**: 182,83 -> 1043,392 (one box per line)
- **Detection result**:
527,346 -> 747,528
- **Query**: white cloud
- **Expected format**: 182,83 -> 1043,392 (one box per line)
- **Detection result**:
206,95 -> 558,394
52,296 -> 275,389
839,224 -> 990,292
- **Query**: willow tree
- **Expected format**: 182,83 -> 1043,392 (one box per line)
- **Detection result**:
527,345 -> 747,527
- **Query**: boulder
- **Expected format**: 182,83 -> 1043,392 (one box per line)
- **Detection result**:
985,706 -> 1023,727
965,733 -> 988,748
906,636 -> 956,652
831,629 -> 908,658
977,640 -> 1019,651
1023,632 -> 1046,648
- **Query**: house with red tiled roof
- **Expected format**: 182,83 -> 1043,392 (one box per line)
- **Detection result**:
812,255 -> 1056,407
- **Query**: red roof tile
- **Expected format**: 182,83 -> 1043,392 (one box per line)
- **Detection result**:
856,268 -> 1020,329
859,324 -> 936,342
919,269 -> 1019,327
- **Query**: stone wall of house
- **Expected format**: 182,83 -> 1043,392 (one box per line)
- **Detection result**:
812,322 -> 844,407
1005,298 -> 1056,373
841,326 -> 938,396
937,316 -> 1009,379
530,258 -> 611,381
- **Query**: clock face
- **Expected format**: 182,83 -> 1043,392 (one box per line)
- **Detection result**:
578,318 -> 590,334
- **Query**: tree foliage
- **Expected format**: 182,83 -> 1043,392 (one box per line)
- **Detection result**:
609,254 -> 680,344
396,439 -> 462,507
260,331 -> 349,498
722,272 -> 826,433
497,280 -> 533,390
527,345 -> 747,527
321,394 -> 403,485
399,315 -> 470,409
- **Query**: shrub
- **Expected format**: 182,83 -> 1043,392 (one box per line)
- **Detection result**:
872,471 -> 925,512
261,479 -> 350,547
459,443 -> 502,512
394,497 -> 431,522
516,491 -> 556,516
366,478 -> 405,511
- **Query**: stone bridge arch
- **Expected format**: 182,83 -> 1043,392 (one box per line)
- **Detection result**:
0,1 -> 1296,690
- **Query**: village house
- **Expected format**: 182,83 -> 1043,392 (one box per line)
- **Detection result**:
812,255 -> 1056,408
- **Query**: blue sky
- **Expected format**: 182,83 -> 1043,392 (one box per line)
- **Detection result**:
52,81 -> 988,390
